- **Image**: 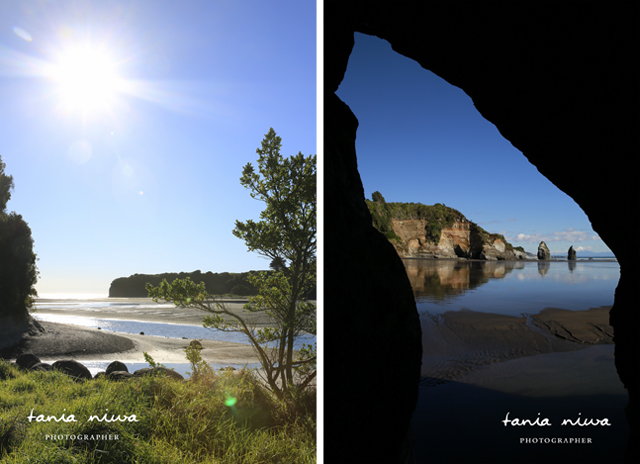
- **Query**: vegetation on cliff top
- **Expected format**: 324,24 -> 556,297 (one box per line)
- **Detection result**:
109,271 -> 259,298
365,191 -> 517,251
366,191 -> 465,244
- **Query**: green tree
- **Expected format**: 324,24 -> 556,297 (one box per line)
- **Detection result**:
0,156 -> 38,320
147,128 -> 316,397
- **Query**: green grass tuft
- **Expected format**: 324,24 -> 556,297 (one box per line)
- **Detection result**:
0,358 -> 315,463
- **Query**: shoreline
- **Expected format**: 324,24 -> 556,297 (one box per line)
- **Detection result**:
0,319 -> 259,366
402,256 -> 618,262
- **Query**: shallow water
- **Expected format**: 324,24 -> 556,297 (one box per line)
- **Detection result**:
405,259 -> 619,316
32,302 -> 315,350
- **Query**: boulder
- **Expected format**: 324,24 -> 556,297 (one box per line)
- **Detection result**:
30,362 -> 52,372
106,361 -> 129,375
133,366 -> 184,381
537,241 -> 551,260
568,246 -> 577,260
189,340 -> 203,350
108,371 -> 133,381
52,360 -> 92,381
15,353 -> 41,370
133,367 -> 153,377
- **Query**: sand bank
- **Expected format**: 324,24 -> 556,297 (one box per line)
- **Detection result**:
419,306 -> 613,382
0,320 -> 259,366
413,306 -> 626,463
34,297 -> 273,327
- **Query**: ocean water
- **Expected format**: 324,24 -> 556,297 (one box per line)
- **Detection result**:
404,258 -> 619,316
32,300 -> 316,350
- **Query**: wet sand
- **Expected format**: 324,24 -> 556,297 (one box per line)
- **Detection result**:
419,306 -> 613,382
413,306 -> 628,463
1,298 -> 263,365
34,297 -> 273,327
413,346 -> 628,464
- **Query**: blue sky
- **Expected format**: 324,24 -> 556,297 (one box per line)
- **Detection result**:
336,33 -> 611,258
0,0 -> 316,296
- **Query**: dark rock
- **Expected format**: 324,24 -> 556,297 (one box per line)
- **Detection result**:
52,360 -> 92,381
107,370 -> 133,381
94,371 -> 106,380
537,241 -> 551,260
133,366 -> 184,381
325,92 -> 421,464
16,353 -> 40,370
139,332 -> 144,335
152,367 -> 184,381
133,367 -> 153,377
30,362 -> 52,372
568,246 -> 577,260
189,340 -> 203,350
106,361 -> 128,375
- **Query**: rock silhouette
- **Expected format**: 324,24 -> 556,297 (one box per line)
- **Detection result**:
325,2 -> 638,462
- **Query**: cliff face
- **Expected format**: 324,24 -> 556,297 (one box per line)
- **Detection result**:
366,195 -> 526,260
391,217 -> 525,260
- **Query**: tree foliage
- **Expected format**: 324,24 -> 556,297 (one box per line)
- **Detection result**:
0,156 -> 38,320
148,128 -> 316,397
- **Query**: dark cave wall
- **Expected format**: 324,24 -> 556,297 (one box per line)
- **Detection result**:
325,2 -> 639,463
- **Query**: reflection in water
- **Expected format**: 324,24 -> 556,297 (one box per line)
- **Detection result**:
404,259 -> 523,302
403,258 -> 619,316
537,261 -> 550,275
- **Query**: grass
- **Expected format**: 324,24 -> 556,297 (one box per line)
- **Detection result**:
0,354 -> 315,463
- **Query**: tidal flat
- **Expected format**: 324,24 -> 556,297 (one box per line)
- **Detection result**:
407,258 -> 627,463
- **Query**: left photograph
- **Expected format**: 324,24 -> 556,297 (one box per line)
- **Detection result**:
0,1 -> 316,462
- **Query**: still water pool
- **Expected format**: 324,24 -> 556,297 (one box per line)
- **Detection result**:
404,258 -> 619,316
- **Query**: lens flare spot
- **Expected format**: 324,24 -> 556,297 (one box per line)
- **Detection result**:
13,26 -> 33,42
224,397 -> 237,407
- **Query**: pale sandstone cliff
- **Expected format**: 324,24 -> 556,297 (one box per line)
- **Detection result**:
390,218 -> 525,260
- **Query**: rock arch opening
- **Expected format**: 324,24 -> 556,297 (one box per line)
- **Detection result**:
324,4 -> 638,464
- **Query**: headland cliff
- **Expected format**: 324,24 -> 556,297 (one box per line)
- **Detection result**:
366,192 -> 525,260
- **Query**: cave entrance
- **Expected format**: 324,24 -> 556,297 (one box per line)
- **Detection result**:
333,31 -> 624,463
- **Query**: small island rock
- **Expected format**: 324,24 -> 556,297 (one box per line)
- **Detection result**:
537,241 -> 551,260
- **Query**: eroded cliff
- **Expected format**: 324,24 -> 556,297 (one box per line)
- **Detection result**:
367,193 -> 526,260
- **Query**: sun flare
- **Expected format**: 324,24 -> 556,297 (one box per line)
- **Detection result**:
50,45 -> 124,115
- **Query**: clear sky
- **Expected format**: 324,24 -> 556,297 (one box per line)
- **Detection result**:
0,0 -> 316,296
336,33 -> 612,258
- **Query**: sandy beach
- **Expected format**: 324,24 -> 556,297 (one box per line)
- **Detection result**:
413,305 -> 629,463
1,298 -> 262,366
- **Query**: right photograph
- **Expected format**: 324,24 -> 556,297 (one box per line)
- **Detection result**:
323,3 -> 638,464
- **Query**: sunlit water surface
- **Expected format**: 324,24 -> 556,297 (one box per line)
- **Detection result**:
405,258 -> 619,316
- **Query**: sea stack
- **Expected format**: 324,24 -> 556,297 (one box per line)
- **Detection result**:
537,241 -> 550,260
568,246 -> 577,260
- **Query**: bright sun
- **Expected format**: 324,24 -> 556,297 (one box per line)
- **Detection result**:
50,45 -> 124,115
